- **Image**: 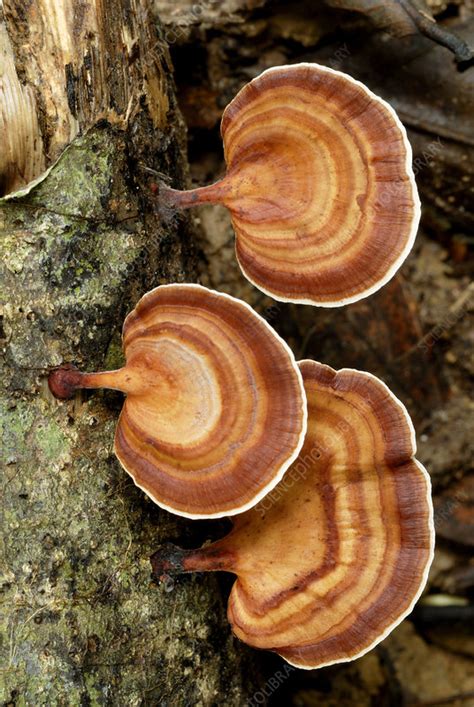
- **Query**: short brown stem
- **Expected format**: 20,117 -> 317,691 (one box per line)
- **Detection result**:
158,179 -> 228,210
150,541 -> 236,579
48,364 -> 133,399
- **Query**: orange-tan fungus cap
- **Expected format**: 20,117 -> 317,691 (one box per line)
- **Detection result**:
162,63 -> 420,307
151,360 -> 434,667
48,284 -> 307,519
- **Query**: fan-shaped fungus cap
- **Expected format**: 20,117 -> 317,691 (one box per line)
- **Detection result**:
161,63 -> 420,307
151,360 -> 434,668
48,284 -> 307,519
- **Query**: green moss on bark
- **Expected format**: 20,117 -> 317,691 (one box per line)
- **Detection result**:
1,120 -> 257,705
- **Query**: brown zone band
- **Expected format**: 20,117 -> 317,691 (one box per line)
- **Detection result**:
229,460 -> 430,650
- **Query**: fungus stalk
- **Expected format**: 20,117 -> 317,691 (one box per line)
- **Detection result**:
151,542 -> 236,578
159,179 -> 230,210
48,364 -> 144,400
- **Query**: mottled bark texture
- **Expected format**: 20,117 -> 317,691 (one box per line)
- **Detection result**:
0,2 -> 255,704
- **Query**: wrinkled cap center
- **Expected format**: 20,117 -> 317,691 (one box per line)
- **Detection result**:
124,338 -> 223,447
222,134 -> 315,224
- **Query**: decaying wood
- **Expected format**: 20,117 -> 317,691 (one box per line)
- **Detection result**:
0,21 -> 45,194
0,0 -> 171,197
0,1 -> 258,703
154,0 -> 473,63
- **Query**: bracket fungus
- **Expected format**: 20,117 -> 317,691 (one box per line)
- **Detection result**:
48,284 -> 307,519
151,360 -> 434,669
160,63 -> 420,307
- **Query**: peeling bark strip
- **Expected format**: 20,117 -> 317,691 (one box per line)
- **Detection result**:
0,20 -> 45,194
0,0 -> 169,196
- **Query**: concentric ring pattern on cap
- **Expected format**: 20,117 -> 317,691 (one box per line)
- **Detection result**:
224,361 -> 434,667
114,284 -> 307,519
220,63 -> 421,306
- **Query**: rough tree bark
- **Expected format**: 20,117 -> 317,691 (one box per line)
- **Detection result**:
0,1 -> 256,704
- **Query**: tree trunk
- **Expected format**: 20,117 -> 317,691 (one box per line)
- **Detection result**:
0,2 -> 256,703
